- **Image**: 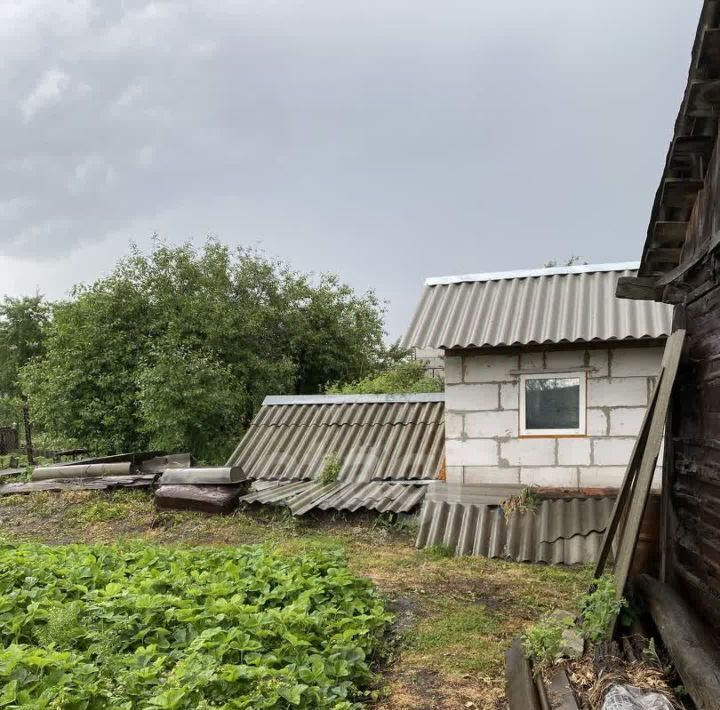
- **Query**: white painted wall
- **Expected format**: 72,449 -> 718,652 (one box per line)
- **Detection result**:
444,345 -> 664,489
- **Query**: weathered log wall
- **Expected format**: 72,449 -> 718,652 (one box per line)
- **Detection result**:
664,126 -> 720,628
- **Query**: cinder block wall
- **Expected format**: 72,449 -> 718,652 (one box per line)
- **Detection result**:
444,345 -> 663,489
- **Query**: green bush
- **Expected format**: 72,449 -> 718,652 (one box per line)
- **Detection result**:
0,542 -> 392,708
328,361 -> 442,395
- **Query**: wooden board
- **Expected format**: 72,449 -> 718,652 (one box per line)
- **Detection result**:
611,330 -> 686,605
155,485 -> 244,514
505,638 -> 541,710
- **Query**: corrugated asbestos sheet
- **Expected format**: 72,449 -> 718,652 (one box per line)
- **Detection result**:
416,487 -> 615,565
401,264 -> 673,349
226,394 -> 445,483
227,393 -> 444,515
240,480 -> 428,516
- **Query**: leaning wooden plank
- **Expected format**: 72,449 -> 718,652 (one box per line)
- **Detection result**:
612,329 -> 685,607
0,475 -> 156,495
637,574 -> 720,710
158,467 -> 246,485
505,638 -> 542,710
155,484 -> 243,513
592,377 -> 661,579
33,462 -> 133,480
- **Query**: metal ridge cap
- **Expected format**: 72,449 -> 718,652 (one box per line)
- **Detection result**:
261,393 -> 446,406
424,261 -> 640,286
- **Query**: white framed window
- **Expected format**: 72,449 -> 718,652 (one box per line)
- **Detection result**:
519,372 -> 587,436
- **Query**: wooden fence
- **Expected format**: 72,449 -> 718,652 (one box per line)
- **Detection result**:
0,427 -> 19,455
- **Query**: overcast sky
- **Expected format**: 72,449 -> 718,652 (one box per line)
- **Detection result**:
0,1 -> 700,338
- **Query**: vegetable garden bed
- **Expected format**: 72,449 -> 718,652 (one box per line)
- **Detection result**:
0,543 -> 390,708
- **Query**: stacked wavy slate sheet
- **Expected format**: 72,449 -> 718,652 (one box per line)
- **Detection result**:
416,482 -> 615,566
227,393 -> 445,516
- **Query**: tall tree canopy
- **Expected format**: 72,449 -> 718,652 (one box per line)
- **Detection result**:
21,241 -> 390,461
0,295 -> 49,430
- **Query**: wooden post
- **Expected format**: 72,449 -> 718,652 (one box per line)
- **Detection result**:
22,398 -> 34,466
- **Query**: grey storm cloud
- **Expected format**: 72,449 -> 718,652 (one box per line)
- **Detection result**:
0,0 -> 700,337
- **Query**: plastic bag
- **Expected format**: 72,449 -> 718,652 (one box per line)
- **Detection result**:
602,685 -> 674,710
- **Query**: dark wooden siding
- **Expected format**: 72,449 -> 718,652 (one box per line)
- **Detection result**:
666,148 -> 720,624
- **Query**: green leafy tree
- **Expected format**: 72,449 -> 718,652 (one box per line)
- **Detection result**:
328,360 -> 443,395
0,296 -> 50,459
22,240 -> 389,461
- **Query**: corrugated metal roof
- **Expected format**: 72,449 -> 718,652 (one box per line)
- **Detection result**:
226,394 -> 445,483
239,480 -> 428,516
402,264 -> 673,349
415,493 -> 614,566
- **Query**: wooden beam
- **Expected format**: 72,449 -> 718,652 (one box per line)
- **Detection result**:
661,177 -> 704,209
687,79 -> 720,116
637,574 -> 720,710
615,276 -> 659,301
672,134 -> 715,159
653,221 -> 688,247
647,247 -> 682,263
505,639 -> 542,710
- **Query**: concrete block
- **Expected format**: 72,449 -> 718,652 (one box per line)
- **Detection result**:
579,466 -> 627,488
444,354 -> 463,384
544,349 -> 586,370
611,346 -> 664,378
609,408 -> 647,436
463,466 -> 520,485
445,412 -> 464,439
520,466 -> 578,487
587,408 -> 608,436
445,466 -> 463,484
587,349 -> 609,378
445,383 -> 499,412
500,382 -> 519,410
446,438 -> 498,467
592,438 -> 636,466
520,351 -> 544,370
465,410 -> 518,438
558,438 -> 592,466
464,353 -> 517,383
587,378 -> 648,408
500,438 -> 556,466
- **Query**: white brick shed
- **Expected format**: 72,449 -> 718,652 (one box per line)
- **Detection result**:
402,262 -> 674,489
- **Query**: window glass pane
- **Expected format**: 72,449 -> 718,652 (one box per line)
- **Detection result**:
524,377 -> 580,430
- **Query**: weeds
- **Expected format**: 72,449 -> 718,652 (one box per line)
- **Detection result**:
423,543 -> 454,559
502,487 -> 541,518
319,451 -> 343,485
580,574 -> 626,645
